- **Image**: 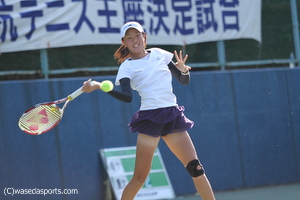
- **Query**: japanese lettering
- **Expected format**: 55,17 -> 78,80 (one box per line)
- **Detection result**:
202,0 -> 218,32
172,0 -> 193,35
46,1 -> 70,32
97,0 -> 119,33
20,0 -> 43,39
147,0 -> 170,35
121,0 -> 144,25
72,0 -> 95,33
0,0 -> 18,42
219,0 -> 239,31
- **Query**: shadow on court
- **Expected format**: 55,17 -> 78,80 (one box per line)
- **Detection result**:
172,183 -> 300,200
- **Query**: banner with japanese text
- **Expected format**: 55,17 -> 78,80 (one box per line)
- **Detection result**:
0,0 -> 261,53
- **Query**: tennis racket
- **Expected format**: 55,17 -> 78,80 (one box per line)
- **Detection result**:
18,81 -> 94,135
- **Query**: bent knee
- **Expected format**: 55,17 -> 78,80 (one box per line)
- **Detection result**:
185,159 -> 205,178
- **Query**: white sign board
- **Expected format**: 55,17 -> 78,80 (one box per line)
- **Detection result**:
0,0 -> 261,53
100,146 -> 175,200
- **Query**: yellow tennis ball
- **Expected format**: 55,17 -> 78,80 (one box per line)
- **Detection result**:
101,80 -> 114,92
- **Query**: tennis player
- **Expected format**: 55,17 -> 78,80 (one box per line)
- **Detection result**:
82,21 -> 216,200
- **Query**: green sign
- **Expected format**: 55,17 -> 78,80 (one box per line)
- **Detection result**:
100,146 -> 175,200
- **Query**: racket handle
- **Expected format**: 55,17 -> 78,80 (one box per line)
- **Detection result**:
68,87 -> 83,100
67,80 -> 95,101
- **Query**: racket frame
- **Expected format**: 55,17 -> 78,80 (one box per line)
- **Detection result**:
18,85 -> 86,135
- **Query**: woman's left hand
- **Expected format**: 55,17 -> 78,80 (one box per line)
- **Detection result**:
174,50 -> 191,73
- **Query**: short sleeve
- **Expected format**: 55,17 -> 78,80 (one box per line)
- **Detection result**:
115,61 -> 132,85
150,48 -> 173,64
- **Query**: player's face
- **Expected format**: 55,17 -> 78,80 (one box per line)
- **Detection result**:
122,29 -> 145,54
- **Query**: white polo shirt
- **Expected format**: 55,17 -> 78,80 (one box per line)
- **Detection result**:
115,48 -> 177,110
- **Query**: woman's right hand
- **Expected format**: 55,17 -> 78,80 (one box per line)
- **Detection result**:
82,79 -> 101,93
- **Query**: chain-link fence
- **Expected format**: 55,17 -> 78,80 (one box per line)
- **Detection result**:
0,0 -> 299,80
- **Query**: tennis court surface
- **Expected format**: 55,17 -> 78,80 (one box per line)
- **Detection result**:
172,183 -> 300,200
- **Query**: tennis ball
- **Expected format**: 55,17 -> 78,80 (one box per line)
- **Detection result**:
101,80 -> 114,92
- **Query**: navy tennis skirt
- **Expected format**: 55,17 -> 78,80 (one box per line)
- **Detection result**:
128,106 -> 194,138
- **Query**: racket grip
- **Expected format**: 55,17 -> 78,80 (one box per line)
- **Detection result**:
67,81 -> 95,100
68,87 -> 83,100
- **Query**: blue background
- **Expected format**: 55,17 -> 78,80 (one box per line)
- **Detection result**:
0,68 -> 299,199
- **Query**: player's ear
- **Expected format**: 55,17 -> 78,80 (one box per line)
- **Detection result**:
143,33 -> 147,47
121,41 -> 126,47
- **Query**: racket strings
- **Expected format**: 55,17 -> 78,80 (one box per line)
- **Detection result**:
18,105 -> 62,135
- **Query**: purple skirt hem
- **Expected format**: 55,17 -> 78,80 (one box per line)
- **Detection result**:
128,106 -> 194,137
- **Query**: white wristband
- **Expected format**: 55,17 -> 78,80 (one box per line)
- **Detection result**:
181,71 -> 190,75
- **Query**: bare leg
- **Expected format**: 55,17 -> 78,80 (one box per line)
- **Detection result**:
121,133 -> 160,200
162,131 -> 216,200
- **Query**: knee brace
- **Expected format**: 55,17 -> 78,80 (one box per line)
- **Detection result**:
185,159 -> 205,178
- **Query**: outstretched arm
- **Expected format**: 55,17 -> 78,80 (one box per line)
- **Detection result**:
82,78 -> 132,103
